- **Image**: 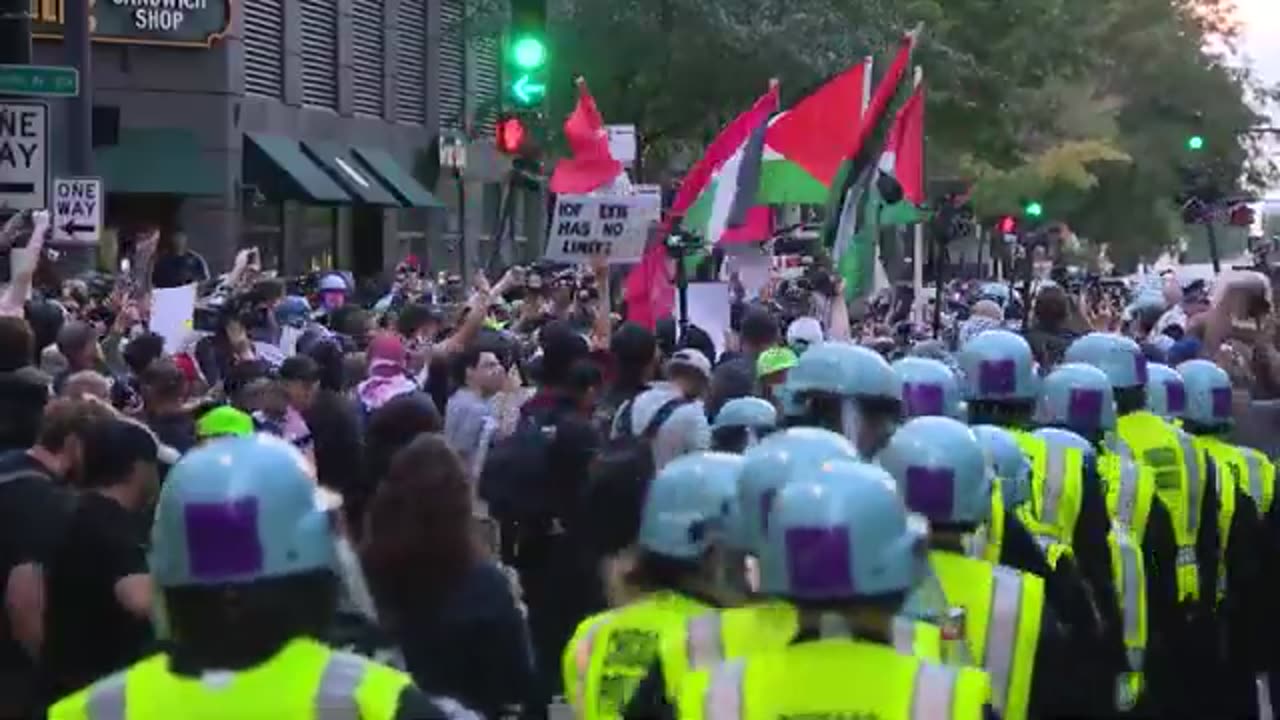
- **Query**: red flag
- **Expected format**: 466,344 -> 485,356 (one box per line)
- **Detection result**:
623,237 -> 675,329
884,84 -> 925,204
549,78 -> 623,194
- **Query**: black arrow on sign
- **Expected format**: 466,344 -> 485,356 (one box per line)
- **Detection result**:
62,221 -> 95,235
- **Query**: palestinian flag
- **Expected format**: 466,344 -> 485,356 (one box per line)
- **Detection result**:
875,82 -> 926,225
682,61 -> 871,242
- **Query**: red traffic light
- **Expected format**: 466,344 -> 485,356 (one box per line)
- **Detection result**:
1228,203 -> 1256,228
997,215 -> 1017,234
496,116 -> 527,155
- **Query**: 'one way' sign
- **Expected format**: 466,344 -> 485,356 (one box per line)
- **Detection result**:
51,177 -> 104,244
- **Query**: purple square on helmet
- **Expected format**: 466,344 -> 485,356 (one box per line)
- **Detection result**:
903,383 -> 945,417
1067,388 -> 1104,429
1164,382 -> 1186,414
1211,387 -> 1232,419
1133,353 -> 1149,384
784,526 -> 853,597
183,498 -> 265,580
978,359 -> 1017,396
905,465 -> 955,517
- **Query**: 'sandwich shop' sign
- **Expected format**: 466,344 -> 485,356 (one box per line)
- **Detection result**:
31,0 -> 234,47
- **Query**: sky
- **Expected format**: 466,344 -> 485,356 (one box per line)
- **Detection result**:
1237,0 -> 1279,198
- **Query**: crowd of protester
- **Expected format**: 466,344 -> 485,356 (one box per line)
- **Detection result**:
0,204 -> 1278,719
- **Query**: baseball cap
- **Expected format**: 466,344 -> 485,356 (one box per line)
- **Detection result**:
196,405 -> 255,440
666,348 -> 711,380
756,346 -> 799,379
785,317 -> 823,349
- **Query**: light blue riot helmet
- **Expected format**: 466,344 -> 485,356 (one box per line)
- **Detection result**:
786,342 -> 896,399
758,459 -> 928,600
972,425 -> 1033,510
733,428 -> 859,553
892,356 -> 964,420
1177,359 -> 1234,428
150,435 -> 335,589
979,282 -> 1012,308
637,452 -> 743,560
1064,332 -> 1149,391
1036,362 -> 1117,436
712,397 -> 781,453
712,397 -> 779,432
1145,362 -> 1188,421
957,330 -> 1039,402
879,417 -> 992,526
1033,427 -> 1097,460
785,342 -> 901,456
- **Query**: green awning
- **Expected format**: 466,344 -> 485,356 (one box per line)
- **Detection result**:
352,146 -> 443,208
244,133 -> 350,204
94,128 -> 221,196
301,141 -> 400,206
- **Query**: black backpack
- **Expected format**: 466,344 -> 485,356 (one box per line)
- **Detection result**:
480,410 -> 571,521
600,396 -> 691,465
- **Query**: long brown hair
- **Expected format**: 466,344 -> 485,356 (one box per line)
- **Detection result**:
360,433 -> 481,620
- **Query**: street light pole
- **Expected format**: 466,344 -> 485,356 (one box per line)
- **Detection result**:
65,0 -> 93,175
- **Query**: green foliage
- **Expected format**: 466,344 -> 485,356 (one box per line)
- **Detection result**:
502,0 -> 1271,266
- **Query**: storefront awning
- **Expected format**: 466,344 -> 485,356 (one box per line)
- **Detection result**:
302,141 -> 400,206
352,146 -> 443,209
243,133 -> 350,204
95,128 -> 221,196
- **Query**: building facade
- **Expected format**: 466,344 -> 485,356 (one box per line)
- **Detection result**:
29,0 -> 539,279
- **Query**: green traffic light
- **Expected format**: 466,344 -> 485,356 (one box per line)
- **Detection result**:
1024,201 -> 1044,218
511,36 -> 547,70
1187,134 -> 1205,151
510,74 -> 547,105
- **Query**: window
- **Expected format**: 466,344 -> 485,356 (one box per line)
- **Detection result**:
395,0 -> 427,124
300,0 -> 338,109
299,207 -> 338,273
438,0 -> 465,130
242,202 -> 284,273
352,0 -> 386,117
470,34 -> 500,135
242,0 -> 284,98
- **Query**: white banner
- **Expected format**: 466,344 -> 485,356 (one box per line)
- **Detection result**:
544,193 -> 660,264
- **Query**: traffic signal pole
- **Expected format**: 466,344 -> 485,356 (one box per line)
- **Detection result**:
65,0 -> 93,175
0,0 -> 32,66
1205,216 -> 1222,274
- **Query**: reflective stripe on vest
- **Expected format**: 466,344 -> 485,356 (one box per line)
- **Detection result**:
1176,433 -> 1203,539
1243,451 -> 1269,513
984,566 -> 1024,714
912,663 -> 957,720
1040,445 -> 1068,529
85,671 -> 126,720
84,652 -> 373,720
1031,534 -> 1072,570
1111,531 -> 1145,671
687,612 -> 725,669
892,616 -> 918,656
1114,458 -> 1140,530
574,617 -> 609,713
704,659 -> 745,720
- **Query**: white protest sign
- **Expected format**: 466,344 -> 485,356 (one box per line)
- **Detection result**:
0,102 -> 49,211
149,283 -> 197,353
545,193 -> 659,264
606,124 -> 636,166
51,177 -> 103,243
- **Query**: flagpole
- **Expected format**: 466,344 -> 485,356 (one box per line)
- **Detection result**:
911,66 -> 926,323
